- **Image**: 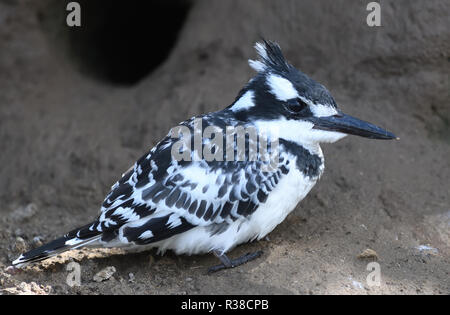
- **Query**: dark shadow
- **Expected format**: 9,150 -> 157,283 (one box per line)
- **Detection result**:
40,0 -> 192,85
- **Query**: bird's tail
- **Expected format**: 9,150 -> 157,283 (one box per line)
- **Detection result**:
12,223 -> 102,268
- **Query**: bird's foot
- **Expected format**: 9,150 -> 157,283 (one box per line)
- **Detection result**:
208,250 -> 263,273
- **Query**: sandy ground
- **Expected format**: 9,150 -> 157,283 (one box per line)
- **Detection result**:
0,0 -> 449,294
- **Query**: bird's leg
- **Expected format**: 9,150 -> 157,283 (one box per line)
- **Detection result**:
208,250 -> 263,273
213,250 -> 234,268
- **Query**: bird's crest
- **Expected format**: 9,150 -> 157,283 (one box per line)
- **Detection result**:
248,40 -> 291,74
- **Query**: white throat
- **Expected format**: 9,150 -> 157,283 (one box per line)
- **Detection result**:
253,118 -> 346,155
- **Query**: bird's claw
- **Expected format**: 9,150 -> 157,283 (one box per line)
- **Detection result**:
208,250 -> 263,274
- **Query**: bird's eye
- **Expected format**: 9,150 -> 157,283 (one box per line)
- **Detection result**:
286,98 -> 308,113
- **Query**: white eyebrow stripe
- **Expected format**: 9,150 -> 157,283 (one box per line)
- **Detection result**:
230,90 -> 255,112
267,74 -> 299,101
310,104 -> 338,117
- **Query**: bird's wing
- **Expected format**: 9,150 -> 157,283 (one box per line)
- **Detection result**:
89,117 -> 292,245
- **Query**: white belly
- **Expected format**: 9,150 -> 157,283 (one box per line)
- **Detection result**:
140,166 -> 319,255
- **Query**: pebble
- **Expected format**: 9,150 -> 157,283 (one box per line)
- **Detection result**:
415,245 -> 438,255
32,236 -> 44,247
93,266 -> 116,282
128,272 -> 135,283
14,237 -> 27,253
357,248 -> 378,260
5,265 -> 20,275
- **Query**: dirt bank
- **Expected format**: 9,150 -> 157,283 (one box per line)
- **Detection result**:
0,0 -> 449,294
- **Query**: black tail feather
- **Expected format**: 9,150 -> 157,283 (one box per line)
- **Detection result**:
12,223 -> 102,267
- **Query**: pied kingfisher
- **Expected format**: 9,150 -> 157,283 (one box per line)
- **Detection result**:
12,40 -> 396,272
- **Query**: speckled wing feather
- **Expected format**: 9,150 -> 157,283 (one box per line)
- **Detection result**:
90,114 -> 292,246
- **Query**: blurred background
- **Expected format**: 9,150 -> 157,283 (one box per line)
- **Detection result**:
0,0 -> 448,294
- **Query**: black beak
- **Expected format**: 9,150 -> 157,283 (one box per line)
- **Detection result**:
310,112 -> 397,140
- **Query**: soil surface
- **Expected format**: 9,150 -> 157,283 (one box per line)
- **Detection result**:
0,0 -> 449,294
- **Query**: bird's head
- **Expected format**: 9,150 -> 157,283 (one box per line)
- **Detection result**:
228,40 -> 397,145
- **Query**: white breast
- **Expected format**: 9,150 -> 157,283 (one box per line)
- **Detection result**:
238,166 -> 318,241
142,161 -> 321,256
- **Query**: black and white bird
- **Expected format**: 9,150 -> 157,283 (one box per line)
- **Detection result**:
12,41 -> 396,272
